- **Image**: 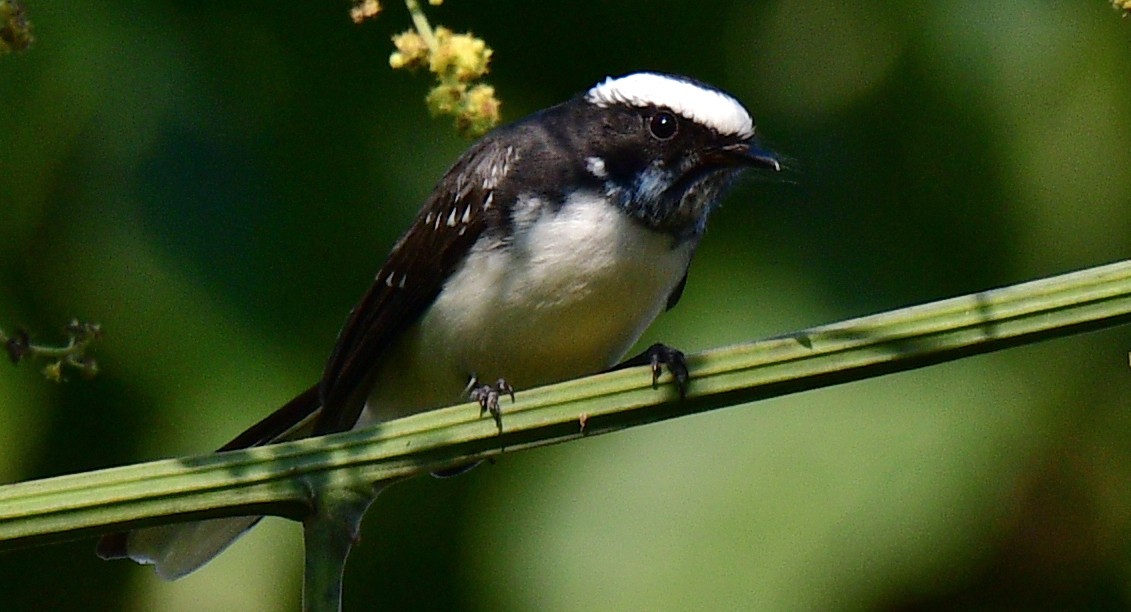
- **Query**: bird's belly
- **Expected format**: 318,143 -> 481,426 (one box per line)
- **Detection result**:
365,195 -> 694,422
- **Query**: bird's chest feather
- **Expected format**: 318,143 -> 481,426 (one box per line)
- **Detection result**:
367,193 -> 693,419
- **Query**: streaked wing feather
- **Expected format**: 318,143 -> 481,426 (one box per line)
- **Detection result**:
314,139 -> 512,434
216,383 -> 321,451
95,141 -> 513,577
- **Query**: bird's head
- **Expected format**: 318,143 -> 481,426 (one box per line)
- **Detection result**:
575,72 -> 781,241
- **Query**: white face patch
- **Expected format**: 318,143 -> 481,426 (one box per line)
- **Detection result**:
585,72 -> 754,139
585,156 -> 608,179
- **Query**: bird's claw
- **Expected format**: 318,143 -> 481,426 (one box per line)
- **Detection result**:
614,342 -> 690,398
468,377 -> 513,432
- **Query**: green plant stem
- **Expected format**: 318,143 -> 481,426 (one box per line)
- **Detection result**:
2,321 -> 100,380
2,259 -> 1131,551
1,328 -> 68,359
403,0 -> 437,49
303,486 -> 379,612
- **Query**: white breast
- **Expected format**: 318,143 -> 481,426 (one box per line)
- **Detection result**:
365,192 -> 694,421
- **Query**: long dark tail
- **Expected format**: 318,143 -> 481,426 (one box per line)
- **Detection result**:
95,384 -> 323,579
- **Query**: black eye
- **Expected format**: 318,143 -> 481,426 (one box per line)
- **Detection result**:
649,111 -> 678,140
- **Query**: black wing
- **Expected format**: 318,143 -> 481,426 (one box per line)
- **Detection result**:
194,138 -> 517,451
312,139 -> 517,434
96,135 -> 520,566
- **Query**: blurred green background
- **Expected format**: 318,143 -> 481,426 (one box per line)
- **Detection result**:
2,1 -> 1131,610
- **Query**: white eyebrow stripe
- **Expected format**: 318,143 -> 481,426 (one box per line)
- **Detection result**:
585,72 -> 754,139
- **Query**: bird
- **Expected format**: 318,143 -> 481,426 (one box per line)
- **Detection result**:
96,71 -> 781,580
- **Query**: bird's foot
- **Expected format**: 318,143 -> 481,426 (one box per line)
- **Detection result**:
467,377 -> 514,433
611,342 -> 690,398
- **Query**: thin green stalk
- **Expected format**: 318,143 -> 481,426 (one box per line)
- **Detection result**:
403,0 -> 437,49
303,486 -> 379,612
2,320 -> 101,381
1,259 -> 1131,551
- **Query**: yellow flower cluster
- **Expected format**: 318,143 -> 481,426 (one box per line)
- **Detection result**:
353,0 -> 501,136
389,30 -> 429,69
428,82 -> 499,137
428,27 -> 492,82
389,25 -> 499,137
350,0 -> 382,24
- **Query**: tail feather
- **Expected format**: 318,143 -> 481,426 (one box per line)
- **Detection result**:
98,516 -> 264,581
96,384 -> 323,580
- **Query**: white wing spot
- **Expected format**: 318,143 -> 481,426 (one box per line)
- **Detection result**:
585,156 -> 607,179
446,207 -> 459,227
398,274 -> 407,289
385,272 -> 396,287
477,144 -> 516,191
461,206 -> 472,224
483,192 -> 494,210
586,72 -> 754,139
425,212 -> 434,225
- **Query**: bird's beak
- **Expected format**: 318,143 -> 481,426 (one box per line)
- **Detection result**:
710,141 -> 782,172
743,142 -> 782,172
